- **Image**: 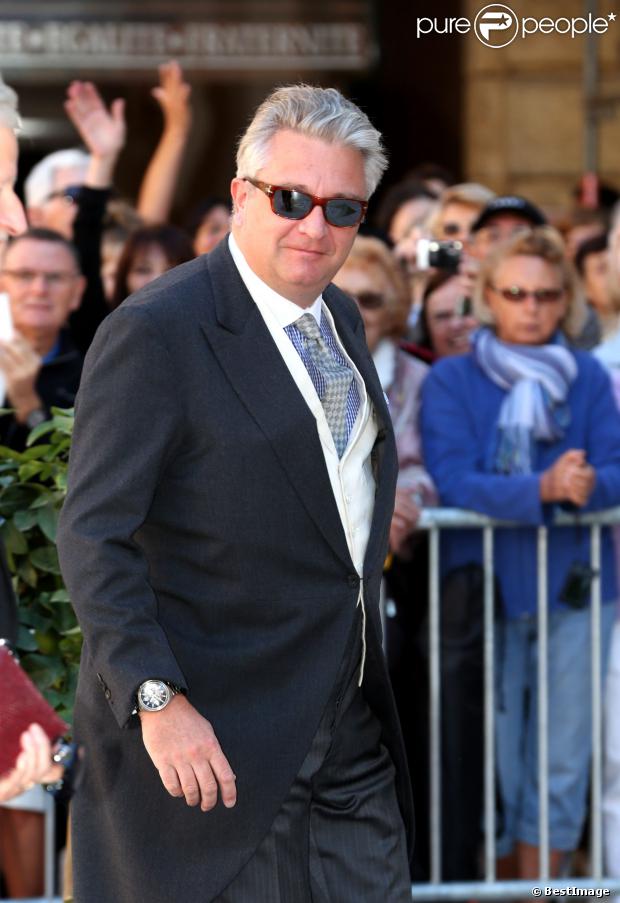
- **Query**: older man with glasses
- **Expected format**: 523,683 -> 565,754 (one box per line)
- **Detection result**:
0,227 -> 85,449
58,84 -> 414,902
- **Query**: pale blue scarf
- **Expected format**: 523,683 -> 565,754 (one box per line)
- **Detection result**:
472,328 -> 578,474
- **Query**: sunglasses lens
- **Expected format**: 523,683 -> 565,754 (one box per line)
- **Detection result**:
273,188 -> 312,220
536,289 -> 563,303
496,286 -> 564,303
325,199 -> 364,227
356,292 -> 384,310
500,287 -> 527,302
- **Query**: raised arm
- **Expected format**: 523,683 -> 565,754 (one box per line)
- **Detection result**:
136,61 -> 192,225
64,80 -> 125,191
64,80 -> 126,352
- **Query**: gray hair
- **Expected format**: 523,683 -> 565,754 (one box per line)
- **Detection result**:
236,84 -> 387,198
0,74 -> 20,132
24,148 -> 90,208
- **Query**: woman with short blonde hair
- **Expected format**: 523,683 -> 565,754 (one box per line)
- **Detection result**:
340,235 -> 411,339
473,226 -> 586,340
428,181 -> 496,242
421,222 -> 620,879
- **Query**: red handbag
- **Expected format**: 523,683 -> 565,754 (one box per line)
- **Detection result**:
0,643 -> 68,778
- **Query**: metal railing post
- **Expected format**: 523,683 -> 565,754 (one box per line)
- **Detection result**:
410,506 -> 620,900
537,526 -> 550,880
590,522 -> 603,879
428,524 -> 442,883
482,525 -> 496,881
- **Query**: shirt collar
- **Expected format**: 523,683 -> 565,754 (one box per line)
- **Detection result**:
228,233 -> 323,327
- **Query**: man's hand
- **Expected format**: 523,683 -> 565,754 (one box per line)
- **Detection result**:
389,488 -> 421,556
540,449 -> 596,507
151,60 -> 192,136
140,694 -> 236,812
0,335 -> 43,421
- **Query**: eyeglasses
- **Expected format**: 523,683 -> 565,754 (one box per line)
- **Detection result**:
489,284 -> 565,304
244,178 -> 368,227
441,223 -> 464,238
350,291 -> 385,310
2,269 -> 79,287
44,185 -> 82,206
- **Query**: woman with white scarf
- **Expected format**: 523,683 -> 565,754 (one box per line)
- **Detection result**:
421,227 -> 620,879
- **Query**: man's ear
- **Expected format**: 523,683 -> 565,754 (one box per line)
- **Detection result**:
230,178 -> 249,227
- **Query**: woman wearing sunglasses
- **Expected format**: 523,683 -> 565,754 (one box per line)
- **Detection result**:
421,227 -> 620,879
333,235 -> 436,549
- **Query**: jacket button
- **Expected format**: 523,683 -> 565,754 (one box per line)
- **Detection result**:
104,688 -> 112,700
347,575 -> 358,587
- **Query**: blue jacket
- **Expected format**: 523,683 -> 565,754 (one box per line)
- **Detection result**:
421,350 -> 620,618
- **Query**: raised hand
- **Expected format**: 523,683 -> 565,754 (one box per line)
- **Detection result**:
64,81 -> 126,161
151,60 -> 192,135
137,61 -> 193,223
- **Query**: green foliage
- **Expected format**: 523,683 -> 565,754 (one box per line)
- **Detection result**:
0,408 -> 78,724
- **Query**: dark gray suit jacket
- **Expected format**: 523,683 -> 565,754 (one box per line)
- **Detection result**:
57,239 -> 414,902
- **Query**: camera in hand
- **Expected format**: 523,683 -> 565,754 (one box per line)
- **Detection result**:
416,239 -> 462,272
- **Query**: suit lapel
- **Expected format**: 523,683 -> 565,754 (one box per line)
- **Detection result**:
200,243 -> 354,572
323,286 -> 398,577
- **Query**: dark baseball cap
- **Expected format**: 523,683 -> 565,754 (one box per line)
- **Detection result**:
471,195 -> 547,233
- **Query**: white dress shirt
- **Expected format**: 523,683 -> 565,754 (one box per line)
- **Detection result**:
228,234 -> 379,679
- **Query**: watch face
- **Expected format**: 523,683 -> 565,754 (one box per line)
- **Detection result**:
139,681 -> 171,711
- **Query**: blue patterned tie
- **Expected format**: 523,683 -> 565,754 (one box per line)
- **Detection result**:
294,313 -> 354,457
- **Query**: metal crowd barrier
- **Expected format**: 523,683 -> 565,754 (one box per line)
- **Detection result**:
406,506 -> 620,900
8,507 -> 620,903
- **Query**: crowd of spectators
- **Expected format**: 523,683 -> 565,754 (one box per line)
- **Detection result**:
2,63 -> 620,897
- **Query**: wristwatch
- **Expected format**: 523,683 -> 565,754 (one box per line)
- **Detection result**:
136,679 -> 179,713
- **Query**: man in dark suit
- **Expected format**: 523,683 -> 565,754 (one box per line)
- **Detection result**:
57,84 -> 414,902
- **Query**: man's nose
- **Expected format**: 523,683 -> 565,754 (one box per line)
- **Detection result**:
298,204 -> 328,239
30,273 -> 50,293
0,189 -> 27,237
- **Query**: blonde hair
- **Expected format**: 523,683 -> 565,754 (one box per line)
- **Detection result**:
473,226 -> 586,340
428,182 -> 496,238
236,84 -> 387,197
339,236 -> 410,338
0,75 -> 20,132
